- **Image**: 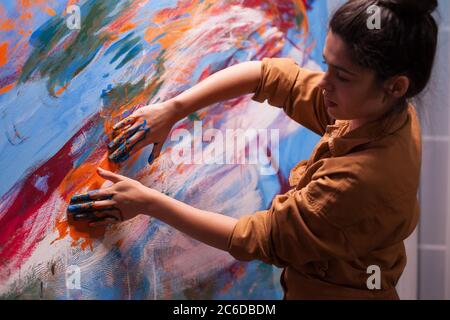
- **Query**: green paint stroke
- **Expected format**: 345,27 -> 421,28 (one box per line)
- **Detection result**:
19,0 -> 140,96
100,77 -> 145,112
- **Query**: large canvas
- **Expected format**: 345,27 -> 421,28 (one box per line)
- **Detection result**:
0,0 -> 327,299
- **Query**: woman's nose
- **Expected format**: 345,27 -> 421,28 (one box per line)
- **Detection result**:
318,73 -> 333,92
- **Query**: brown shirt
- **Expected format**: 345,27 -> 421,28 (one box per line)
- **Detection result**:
227,57 -> 421,299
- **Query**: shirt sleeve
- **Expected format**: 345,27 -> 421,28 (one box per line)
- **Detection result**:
252,57 -> 334,136
227,166 -> 367,269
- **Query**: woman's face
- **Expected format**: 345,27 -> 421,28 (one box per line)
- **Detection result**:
318,31 -> 394,128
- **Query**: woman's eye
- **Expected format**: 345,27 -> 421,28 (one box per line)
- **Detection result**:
336,73 -> 350,82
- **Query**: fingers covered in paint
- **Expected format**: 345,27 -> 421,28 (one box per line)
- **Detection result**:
89,209 -> 123,227
109,127 -> 145,161
69,167 -> 154,225
95,209 -> 123,221
70,189 -> 112,204
72,212 -> 95,221
109,103 -> 177,164
68,201 -> 121,226
108,121 -> 145,150
108,120 -> 151,163
70,208 -> 116,221
67,199 -> 116,214
112,116 -> 137,132
68,169 -> 144,225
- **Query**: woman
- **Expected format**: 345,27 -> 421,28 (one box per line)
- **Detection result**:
68,0 -> 438,299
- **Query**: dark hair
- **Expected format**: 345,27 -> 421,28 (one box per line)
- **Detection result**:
329,0 -> 438,111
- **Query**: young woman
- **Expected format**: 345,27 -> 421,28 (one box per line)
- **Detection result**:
69,0 -> 438,299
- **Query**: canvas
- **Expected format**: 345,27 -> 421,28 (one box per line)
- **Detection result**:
0,0 -> 327,299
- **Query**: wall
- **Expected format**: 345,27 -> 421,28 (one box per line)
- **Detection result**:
418,0 -> 450,300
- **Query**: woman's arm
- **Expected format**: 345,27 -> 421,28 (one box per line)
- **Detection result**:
74,168 -> 238,251
166,61 -> 262,122
108,61 -> 262,162
150,193 -> 237,251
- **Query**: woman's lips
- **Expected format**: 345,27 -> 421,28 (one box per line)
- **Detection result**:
324,97 -> 338,108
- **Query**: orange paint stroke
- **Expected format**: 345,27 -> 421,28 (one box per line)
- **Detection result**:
0,42 -> 8,67
51,157 -> 120,251
51,78 -> 160,250
176,163 -> 185,174
55,84 -> 69,96
119,22 -> 136,33
52,218 -> 105,251
67,0 -> 80,7
104,0 -> 148,35
19,0 -> 47,9
0,82 -> 15,95
19,12 -> 32,20
144,17 -> 193,50
0,19 -> 14,31
143,0 -> 220,50
45,6 -> 56,16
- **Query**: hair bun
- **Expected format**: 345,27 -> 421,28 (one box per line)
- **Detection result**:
378,0 -> 437,16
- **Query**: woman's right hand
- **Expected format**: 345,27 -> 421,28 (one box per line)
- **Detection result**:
107,102 -> 178,164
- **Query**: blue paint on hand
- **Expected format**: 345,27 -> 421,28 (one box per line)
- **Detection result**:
70,191 -> 96,204
67,203 -> 93,213
108,120 -> 151,163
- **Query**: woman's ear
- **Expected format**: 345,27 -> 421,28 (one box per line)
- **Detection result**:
384,75 -> 410,99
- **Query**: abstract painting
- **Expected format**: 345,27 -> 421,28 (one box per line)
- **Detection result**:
0,0 -> 327,299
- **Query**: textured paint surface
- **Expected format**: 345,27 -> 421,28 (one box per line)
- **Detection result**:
0,0 -> 327,299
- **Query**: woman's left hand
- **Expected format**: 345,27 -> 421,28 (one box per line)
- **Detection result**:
68,167 -> 157,227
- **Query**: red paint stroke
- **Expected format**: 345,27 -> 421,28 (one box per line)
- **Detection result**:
0,115 -> 101,279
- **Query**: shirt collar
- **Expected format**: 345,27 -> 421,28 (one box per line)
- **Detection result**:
327,104 -> 412,157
